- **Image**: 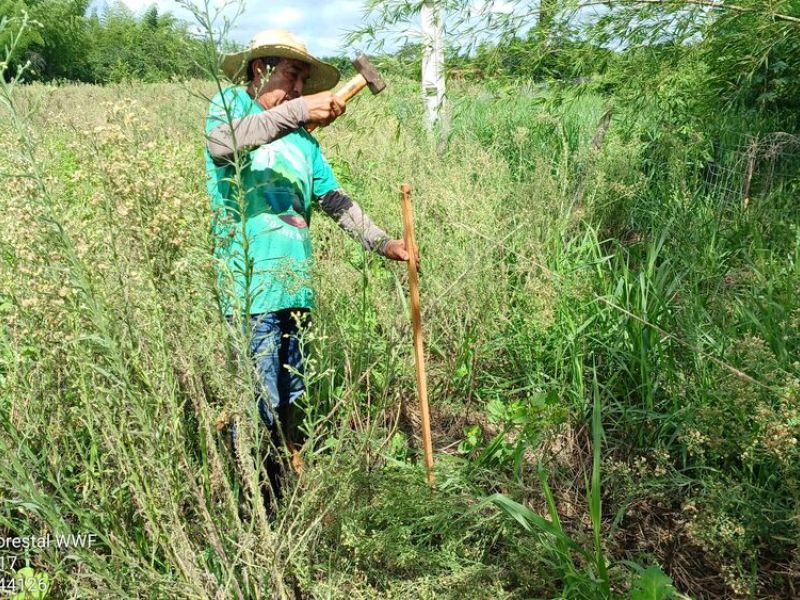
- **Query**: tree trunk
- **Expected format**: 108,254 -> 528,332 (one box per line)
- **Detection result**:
421,1 -> 445,130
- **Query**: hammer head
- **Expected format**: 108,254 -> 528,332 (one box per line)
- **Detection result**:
352,54 -> 386,95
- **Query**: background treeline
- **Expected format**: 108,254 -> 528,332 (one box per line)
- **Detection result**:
6,0 -> 800,123
1,0 -> 208,82
373,1 -> 800,120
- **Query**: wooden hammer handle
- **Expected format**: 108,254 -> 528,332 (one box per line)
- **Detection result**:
305,73 -> 368,133
336,73 -> 368,102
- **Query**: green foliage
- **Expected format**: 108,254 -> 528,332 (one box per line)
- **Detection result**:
629,565 -> 676,600
84,3 -> 206,83
9,566 -> 49,600
468,392 -> 566,475
2,0 -> 206,82
468,33 -> 613,82
355,0 -> 800,127
485,374 -> 672,599
587,0 -> 800,112
2,4 -> 800,599
25,0 -> 92,80
0,1 -> 43,67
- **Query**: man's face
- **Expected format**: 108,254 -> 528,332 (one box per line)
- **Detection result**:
252,57 -> 311,108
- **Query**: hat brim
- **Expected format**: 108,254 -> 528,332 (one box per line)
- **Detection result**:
221,44 -> 340,95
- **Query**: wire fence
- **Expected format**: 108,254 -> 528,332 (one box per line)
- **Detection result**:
704,130 -> 800,207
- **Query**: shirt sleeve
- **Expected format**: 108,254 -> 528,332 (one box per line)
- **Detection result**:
311,139 -> 341,200
206,98 -> 309,161
205,88 -> 248,137
318,190 -> 391,256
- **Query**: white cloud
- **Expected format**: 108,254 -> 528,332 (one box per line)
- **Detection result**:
309,35 -> 345,55
262,6 -> 304,28
111,0 -> 152,9
236,0 -> 363,54
492,0 -> 514,13
107,0 -> 364,54
320,0 -> 361,20
468,0 -> 516,14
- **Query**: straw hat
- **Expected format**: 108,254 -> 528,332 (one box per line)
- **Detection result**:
221,29 -> 340,94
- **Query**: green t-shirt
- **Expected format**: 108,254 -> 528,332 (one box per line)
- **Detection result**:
205,86 -> 340,316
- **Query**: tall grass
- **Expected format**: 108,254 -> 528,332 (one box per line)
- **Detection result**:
1,14 -> 799,599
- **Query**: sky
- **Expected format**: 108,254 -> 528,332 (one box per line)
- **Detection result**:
91,0 -> 617,64
93,0 -> 533,58
94,0 -> 384,57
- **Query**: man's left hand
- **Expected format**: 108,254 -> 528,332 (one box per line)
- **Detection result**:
384,239 -> 421,271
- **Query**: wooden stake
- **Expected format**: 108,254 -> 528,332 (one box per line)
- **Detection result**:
400,183 -> 434,485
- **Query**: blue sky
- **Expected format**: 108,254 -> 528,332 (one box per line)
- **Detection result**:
94,0 -> 379,56
93,0 -> 608,64
94,0 -> 533,58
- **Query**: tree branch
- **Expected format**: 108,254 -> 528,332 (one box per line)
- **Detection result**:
577,0 -> 800,26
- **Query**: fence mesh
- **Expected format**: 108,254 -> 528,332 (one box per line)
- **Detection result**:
704,131 -> 800,207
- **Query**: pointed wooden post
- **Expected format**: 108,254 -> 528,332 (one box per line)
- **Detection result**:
400,183 -> 434,485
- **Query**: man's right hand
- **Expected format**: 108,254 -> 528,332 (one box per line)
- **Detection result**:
303,92 -> 345,127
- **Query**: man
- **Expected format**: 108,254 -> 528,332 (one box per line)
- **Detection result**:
204,29 -> 415,501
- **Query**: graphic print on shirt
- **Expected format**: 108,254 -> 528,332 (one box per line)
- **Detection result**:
250,140 -> 312,229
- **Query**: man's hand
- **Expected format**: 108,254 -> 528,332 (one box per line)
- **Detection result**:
384,239 -> 421,271
303,92 -> 346,127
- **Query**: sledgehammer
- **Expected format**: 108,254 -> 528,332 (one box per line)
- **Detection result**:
306,54 -> 386,132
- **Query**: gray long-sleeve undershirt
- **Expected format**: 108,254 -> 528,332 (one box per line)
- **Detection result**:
318,189 -> 391,257
206,97 -> 309,160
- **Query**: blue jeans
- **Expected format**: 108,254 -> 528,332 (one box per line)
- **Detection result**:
228,309 -> 311,441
